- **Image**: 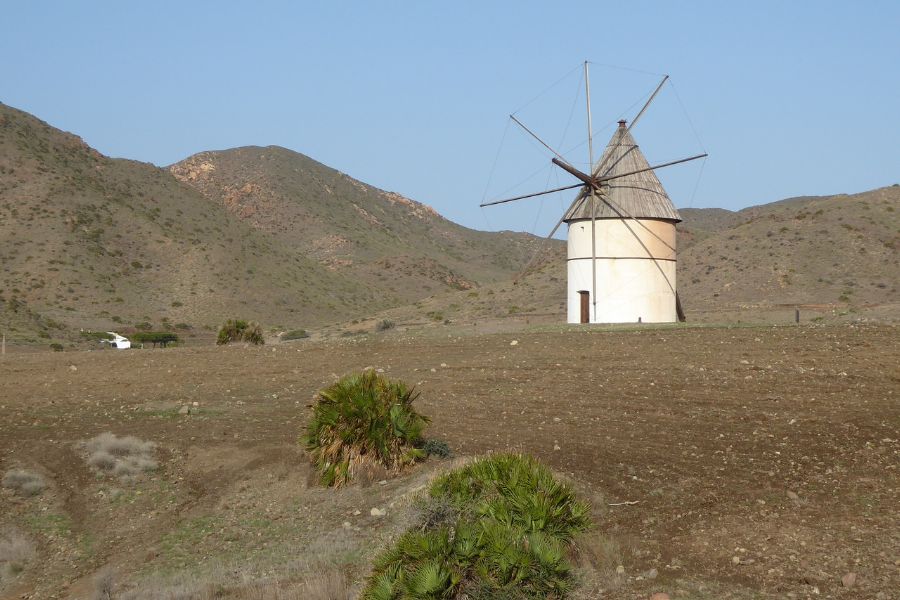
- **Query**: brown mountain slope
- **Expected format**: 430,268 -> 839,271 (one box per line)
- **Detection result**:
0,104 -> 551,345
353,186 -> 899,328
169,146 -> 549,303
0,103 -> 399,344
677,207 -> 744,249
2,101 -> 894,345
678,186 -> 899,310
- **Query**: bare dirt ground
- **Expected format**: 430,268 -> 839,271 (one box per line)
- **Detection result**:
1,323 -> 898,599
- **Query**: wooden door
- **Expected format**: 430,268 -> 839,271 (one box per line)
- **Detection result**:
579,291 -> 590,324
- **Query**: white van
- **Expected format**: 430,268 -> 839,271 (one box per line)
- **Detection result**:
100,332 -> 131,350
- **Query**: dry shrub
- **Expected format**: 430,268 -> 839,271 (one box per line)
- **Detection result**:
300,568 -> 353,600
83,433 -> 157,479
574,532 -> 623,574
92,567 -> 117,600
1,468 -> 46,496
374,319 -> 394,332
0,529 -> 35,580
571,532 -> 630,598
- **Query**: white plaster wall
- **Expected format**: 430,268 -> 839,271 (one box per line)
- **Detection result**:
567,219 -> 675,260
566,219 -> 677,323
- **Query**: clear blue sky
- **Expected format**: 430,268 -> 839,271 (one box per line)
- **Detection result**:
3,1 -> 898,234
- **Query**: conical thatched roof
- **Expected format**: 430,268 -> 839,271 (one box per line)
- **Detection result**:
564,122 -> 681,222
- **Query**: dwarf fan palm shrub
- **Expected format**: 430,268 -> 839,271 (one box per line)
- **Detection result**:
242,321 -> 264,345
304,370 -> 429,487
216,319 -> 264,345
431,454 -> 590,543
362,454 -> 591,599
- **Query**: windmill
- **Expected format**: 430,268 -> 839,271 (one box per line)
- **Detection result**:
481,62 -> 706,324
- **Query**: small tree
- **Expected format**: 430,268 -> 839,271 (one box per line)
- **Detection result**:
216,319 -> 264,345
131,332 -> 179,348
303,370 -> 429,487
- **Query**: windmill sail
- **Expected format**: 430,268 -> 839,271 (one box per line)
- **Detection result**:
481,66 -> 705,325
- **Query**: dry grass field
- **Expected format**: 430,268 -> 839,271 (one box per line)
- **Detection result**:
1,322 -> 898,599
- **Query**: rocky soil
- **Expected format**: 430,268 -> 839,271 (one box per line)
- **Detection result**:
0,322 -> 898,598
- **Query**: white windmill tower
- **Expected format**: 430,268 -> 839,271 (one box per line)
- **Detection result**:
481,63 -> 706,324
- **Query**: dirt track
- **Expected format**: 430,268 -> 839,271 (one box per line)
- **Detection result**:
1,323 -> 898,599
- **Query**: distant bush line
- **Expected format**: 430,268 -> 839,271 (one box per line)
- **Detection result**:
131,332 -> 179,348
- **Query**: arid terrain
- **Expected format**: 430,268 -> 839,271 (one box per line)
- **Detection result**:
1,322 -> 897,599
2,100 -> 898,600
0,102 -> 546,346
2,101 -> 898,349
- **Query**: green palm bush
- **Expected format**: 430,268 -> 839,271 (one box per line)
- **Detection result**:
216,319 -> 264,345
304,370 -> 429,487
362,454 -> 591,599
430,454 -> 590,543
242,321 -> 264,345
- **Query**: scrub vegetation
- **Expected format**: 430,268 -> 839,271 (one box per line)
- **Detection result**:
1,470 -> 46,497
82,433 -> 158,480
363,454 -> 591,599
282,329 -> 309,341
1,297 -> 898,599
216,319 -> 264,345
130,331 -> 179,347
304,370 -> 429,487
0,529 -> 35,581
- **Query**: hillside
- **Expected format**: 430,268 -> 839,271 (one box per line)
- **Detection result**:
169,146 -> 547,303
0,103 -> 548,346
678,186 -> 899,311
0,103 -> 379,345
353,186 -> 899,329
677,207 -> 743,249
1,101 -> 895,347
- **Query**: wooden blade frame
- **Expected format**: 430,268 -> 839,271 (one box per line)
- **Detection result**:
628,75 -> 668,132
484,153 -> 706,208
486,68 -> 706,313
510,115 -> 574,168
479,183 -> 584,208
